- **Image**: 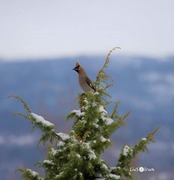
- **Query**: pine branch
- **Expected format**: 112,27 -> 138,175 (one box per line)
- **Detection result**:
9,95 -> 58,144
113,128 -> 159,179
8,95 -> 32,114
17,169 -> 43,180
132,127 -> 160,156
97,47 -> 121,80
110,101 -> 120,119
96,47 -> 121,83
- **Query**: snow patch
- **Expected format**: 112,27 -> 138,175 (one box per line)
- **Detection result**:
57,140 -> 65,147
26,169 -> 43,179
56,133 -> 70,141
94,91 -> 99,95
83,142 -> 97,159
76,154 -> 81,158
100,136 -> 108,142
56,172 -> 63,178
43,160 -> 54,165
71,110 -> 85,117
98,105 -> 107,114
122,145 -> 132,156
30,171 -> 38,177
98,106 -> 114,125
109,173 -> 120,179
83,99 -> 89,104
105,117 -> 114,125
51,148 -> 57,156
79,172 -> 83,177
83,142 -> 90,149
93,122 -> 99,128
89,150 -> 97,159
102,163 -> 108,170
31,113 -> 54,128
92,102 -> 97,107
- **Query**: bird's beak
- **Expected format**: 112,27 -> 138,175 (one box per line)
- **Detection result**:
72,67 -> 76,71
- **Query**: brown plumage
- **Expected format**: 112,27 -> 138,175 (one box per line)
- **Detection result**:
73,62 -> 96,92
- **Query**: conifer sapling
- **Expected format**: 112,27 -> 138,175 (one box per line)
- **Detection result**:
10,47 -> 159,180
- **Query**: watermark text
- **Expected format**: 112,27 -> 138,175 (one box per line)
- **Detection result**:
130,167 -> 155,172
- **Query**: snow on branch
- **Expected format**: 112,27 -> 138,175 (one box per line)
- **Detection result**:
31,113 -> 54,129
56,132 -> 70,141
71,110 -> 85,117
18,169 -> 43,180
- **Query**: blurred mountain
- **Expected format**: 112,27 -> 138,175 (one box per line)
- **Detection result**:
0,55 -> 174,179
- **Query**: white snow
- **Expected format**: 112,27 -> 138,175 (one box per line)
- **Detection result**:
30,171 -> 38,177
84,105 -> 89,110
83,142 -> 97,159
94,91 -> 99,95
56,172 -> 63,178
105,117 -> 114,125
98,106 -> 114,125
76,154 -> 81,158
101,114 -> 106,121
83,142 -> 90,149
102,163 -> 108,170
109,174 -> 120,179
115,166 -> 121,170
43,160 -> 54,165
142,138 -> 147,141
100,136 -> 107,142
93,140 -> 97,143
92,102 -> 97,107
79,172 -> 83,177
56,133 -> 70,141
98,105 -> 107,114
71,110 -> 85,117
26,169 -> 43,179
31,113 -> 54,128
93,122 -> 99,128
51,148 -> 57,156
89,149 -> 97,159
83,99 -> 89,104
57,140 -> 65,147
122,145 -> 132,156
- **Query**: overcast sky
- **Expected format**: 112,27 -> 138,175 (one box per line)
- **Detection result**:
0,0 -> 174,60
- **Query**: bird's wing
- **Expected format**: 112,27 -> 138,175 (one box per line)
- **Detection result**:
85,76 -> 96,91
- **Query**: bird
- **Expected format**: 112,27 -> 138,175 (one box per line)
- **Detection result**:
73,62 -> 96,92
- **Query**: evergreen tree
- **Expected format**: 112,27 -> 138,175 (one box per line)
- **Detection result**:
10,48 -> 159,180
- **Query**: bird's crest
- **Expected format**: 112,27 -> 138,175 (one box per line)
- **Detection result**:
75,61 -> 80,68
